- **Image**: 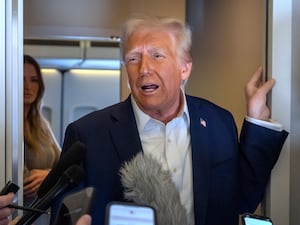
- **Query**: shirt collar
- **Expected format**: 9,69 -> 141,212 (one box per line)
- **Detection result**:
131,89 -> 190,133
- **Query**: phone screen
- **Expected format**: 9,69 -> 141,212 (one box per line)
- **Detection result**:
242,214 -> 273,225
106,202 -> 155,225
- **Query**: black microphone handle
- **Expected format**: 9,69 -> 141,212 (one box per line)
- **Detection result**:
16,181 -> 72,225
8,204 -> 50,214
24,141 -> 85,209
16,165 -> 84,225
38,141 -> 86,198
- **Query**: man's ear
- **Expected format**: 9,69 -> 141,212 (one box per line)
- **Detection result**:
181,62 -> 192,80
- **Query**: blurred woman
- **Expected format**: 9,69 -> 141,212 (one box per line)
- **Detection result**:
23,55 -> 60,223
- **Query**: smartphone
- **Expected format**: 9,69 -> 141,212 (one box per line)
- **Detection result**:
241,213 -> 273,225
0,181 -> 19,195
105,201 -> 156,225
53,187 -> 95,225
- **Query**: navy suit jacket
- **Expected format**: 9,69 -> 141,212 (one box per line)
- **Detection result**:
60,95 -> 288,225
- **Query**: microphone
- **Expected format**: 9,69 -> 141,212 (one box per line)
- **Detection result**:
16,165 -> 84,225
37,141 -> 87,198
119,152 -> 188,225
8,204 -> 49,214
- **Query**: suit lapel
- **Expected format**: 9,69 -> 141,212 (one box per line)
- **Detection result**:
109,97 -> 143,162
187,96 -> 211,225
109,95 -> 211,224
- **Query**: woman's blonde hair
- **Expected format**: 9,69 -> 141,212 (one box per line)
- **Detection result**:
24,55 -> 60,159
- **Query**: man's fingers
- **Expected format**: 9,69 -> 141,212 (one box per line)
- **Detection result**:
0,193 -> 13,207
246,66 -> 276,97
248,66 -> 263,87
259,78 -> 276,95
76,215 -> 92,225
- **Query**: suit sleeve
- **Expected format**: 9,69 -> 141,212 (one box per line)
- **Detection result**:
61,123 -> 81,156
238,120 -> 288,213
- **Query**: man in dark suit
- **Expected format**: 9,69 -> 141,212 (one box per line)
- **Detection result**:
60,17 -> 288,225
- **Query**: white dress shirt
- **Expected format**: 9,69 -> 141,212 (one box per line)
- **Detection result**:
131,94 -> 195,225
130,93 -> 283,225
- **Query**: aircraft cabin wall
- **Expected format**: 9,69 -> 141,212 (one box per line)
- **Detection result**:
24,40 -> 122,145
24,0 -> 186,145
38,68 -> 121,145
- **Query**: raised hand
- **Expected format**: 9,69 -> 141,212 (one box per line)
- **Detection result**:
245,66 -> 275,121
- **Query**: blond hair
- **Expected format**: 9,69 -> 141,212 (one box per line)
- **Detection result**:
120,16 -> 192,64
24,55 -> 60,161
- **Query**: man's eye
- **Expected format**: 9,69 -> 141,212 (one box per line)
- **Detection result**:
126,57 -> 138,64
154,54 -> 164,59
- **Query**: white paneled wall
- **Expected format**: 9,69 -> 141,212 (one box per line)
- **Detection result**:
62,69 -> 120,142
41,69 -> 120,145
41,69 -> 62,144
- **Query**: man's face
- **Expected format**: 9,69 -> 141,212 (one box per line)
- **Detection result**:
124,29 -> 191,118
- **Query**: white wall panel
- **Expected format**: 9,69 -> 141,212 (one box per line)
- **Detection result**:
0,0 -> 6,188
267,1 -> 292,224
41,69 -> 63,145
62,69 -> 120,142
4,0 -> 24,213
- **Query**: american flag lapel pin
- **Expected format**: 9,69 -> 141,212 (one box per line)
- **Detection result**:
200,118 -> 207,127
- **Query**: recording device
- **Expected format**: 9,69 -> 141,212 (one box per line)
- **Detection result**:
1,142 -> 86,224
241,213 -> 273,225
0,181 -> 48,214
15,165 -> 85,225
8,204 -> 49,214
15,141 -> 86,225
120,152 -> 188,225
105,202 -> 156,225
38,141 -> 87,198
53,187 -> 95,225
0,180 -> 19,195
